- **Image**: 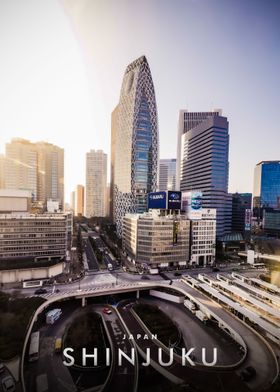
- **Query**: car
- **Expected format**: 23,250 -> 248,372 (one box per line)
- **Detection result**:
1,376 -> 16,392
141,275 -> 150,280
0,363 -> 5,373
55,288 -> 60,293
212,267 -> 220,272
34,288 -> 47,295
103,307 -> 112,315
174,272 -> 182,277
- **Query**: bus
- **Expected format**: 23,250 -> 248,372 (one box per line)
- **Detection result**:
29,331 -> 40,362
253,263 -> 266,269
54,338 -> 62,353
46,309 -> 62,325
23,280 -> 44,289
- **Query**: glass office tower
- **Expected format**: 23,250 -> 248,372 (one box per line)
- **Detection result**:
253,161 -> 280,209
113,56 -> 158,236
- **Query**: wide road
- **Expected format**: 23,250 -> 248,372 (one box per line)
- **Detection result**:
173,280 -> 279,392
118,300 -> 250,392
143,296 -> 242,366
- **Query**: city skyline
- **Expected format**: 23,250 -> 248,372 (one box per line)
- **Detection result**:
0,0 -> 279,202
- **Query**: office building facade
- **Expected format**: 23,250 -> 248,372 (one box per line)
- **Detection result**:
36,142 -> 64,209
4,139 -> 64,208
189,209 -> 216,266
159,159 -> 176,191
114,56 -> 159,236
177,110 -> 231,238
253,161 -> 280,210
0,154 -> 5,189
123,210 -> 190,271
75,185 -> 84,216
85,149 -> 107,218
0,213 -> 71,260
110,105 -> 118,221
5,138 -> 38,200
231,193 -> 252,234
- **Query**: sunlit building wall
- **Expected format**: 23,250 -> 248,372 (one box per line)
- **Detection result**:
85,149 -> 107,217
5,138 -> 38,200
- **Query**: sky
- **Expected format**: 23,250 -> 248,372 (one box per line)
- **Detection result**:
0,0 -> 279,202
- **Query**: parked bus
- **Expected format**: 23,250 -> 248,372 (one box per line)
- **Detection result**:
29,331 -> 40,362
46,309 -> 62,325
23,280 -> 44,289
54,338 -> 62,353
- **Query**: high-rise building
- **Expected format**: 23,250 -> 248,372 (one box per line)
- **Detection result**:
177,110 -> 231,238
253,161 -> 280,210
159,159 -> 176,191
85,149 -> 107,218
0,154 -> 5,189
231,193 -> 252,234
114,55 -> 159,236
36,142 -> 64,209
5,138 -> 38,199
75,185 -> 84,216
110,105 -> 118,221
4,139 -> 64,208
70,190 -> 76,212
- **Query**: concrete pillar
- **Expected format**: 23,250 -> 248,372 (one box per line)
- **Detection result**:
136,290 -> 139,299
82,297 -> 86,307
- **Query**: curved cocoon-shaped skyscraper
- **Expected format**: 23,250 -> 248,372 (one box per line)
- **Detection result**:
113,56 -> 159,236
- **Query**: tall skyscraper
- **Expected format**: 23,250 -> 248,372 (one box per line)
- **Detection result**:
36,142 -> 64,209
75,184 -> 84,216
113,55 -> 159,236
4,139 -> 64,208
110,105 -> 118,221
0,154 -> 5,189
85,149 -> 107,218
177,110 -> 231,238
5,138 -> 38,199
159,159 -> 176,191
253,161 -> 280,209
70,190 -> 76,212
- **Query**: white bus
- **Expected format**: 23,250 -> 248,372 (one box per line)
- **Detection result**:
22,280 -> 44,289
29,331 -> 40,362
46,309 -> 62,325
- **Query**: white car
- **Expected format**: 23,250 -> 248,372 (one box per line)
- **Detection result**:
2,376 -> 16,392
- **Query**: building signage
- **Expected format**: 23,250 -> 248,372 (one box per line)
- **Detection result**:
201,208 -> 216,220
182,191 -> 203,220
148,191 -> 167,209
167,191 -> 182,210
244,209 -> 252,231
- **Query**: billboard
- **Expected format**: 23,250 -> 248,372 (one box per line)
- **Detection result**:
182,191 -> 203,220
244,209 -> 252,231
148,191 -> 167,209
167,191 -> 182,210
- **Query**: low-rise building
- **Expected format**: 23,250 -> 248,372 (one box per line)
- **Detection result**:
0,213 -> 72,261
123,210 -> 190,271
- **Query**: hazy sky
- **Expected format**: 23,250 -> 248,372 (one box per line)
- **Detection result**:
0,0 -> 279,202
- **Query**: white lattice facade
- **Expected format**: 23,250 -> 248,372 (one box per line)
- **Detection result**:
114,56 -> 159,236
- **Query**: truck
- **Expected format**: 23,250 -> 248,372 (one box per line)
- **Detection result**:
149,268 -> 159,275
54,338 -> 62,353
46,308 -> 62,325
195,310 -> 208,323
184,299 -> 196,312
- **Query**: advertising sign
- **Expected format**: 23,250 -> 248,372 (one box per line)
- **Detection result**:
244,209 -> 252,231
167,191 -> 182,210
148,191 -> 167,209
182,191 -> 203,219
